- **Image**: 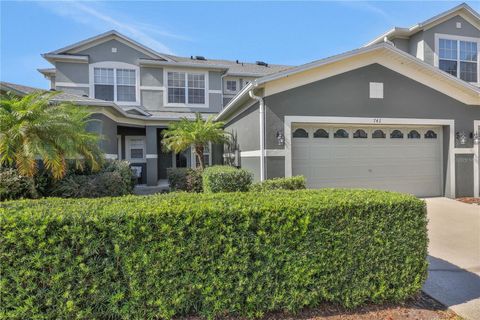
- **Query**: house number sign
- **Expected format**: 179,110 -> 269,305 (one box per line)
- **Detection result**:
373,118 -> 382,124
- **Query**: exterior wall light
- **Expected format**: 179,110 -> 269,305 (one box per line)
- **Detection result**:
473,131 -> 479,145
456,130 -> 469,145
276,131 -> 285,146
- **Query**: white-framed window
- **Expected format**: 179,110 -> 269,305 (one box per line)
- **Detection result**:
125,136 -> 146,163
166,71 -> 206,106
226,80 -> 237,92
191,142 -> 212,167
436,34 -> 479,83
90,62 -> 140,105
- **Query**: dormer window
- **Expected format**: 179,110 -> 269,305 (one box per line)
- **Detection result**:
436,35 -> 479,83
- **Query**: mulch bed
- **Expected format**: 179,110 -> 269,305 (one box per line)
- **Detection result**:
182,292 -> 460,320
457,197 -> 480,205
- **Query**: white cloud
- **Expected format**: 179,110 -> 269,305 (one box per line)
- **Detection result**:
338,1 -> 395,24
36,1 -> 185,55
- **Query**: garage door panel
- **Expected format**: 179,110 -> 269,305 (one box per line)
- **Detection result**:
292,125 -> 443,197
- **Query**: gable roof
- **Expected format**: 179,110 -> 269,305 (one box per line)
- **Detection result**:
216,42 -> 480,121
43,30 -> 173,62
365,3 -> 480,46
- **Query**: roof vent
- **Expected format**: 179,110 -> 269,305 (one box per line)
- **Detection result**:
256,61 -> 268,67
195,56 -> 206,60
236,60 -> 239,64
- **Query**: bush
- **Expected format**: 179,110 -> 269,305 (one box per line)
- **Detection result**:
48,160 -> 135,198
0,167 -> 37,201
251,176 -> 306,192
202,165 -> 252,193
167,167 -> 203,192
0,189 -> 428,319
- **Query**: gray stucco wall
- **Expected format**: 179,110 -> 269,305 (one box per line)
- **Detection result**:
455,154 -> 474,197
55,62 -> 89,84
141,67 -> 163,86
141,90 -> 163,111
392,38 -> 409,53
77,39 -> 151,65
240,157 -> 261,182
265,63 -> 480,149
56,86 -> 89,97
408,31 -> 423,59
88,114 -> 117,155
266,156 -> 285,179
224,102 -> 260,152
422,16 -> 479,66
209,71 -> 222,90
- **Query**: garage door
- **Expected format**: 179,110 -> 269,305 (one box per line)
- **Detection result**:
292,125 -> 443,197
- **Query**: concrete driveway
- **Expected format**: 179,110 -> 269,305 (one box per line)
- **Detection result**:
423,197 -> 480,320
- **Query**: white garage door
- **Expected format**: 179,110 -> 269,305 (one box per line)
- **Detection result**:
292,125 -> 443,197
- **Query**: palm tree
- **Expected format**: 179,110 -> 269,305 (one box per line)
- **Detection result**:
0,91 -> 104,179
162,113 -> 229,169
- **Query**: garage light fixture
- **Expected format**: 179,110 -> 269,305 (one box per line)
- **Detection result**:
456,131 -> 469,145
276,131 -> 285,146
473,131 -> 479,145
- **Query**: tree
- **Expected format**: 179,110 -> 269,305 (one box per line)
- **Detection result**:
162,113 -> 229,169
0,91 -> 104,179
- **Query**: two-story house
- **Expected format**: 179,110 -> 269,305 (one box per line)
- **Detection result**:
2,2 -> 479,198
32,31 -> 289,186
217,3 -> 480,199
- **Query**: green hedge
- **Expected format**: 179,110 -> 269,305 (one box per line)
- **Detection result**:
167,167 -> 203,192
0,189 -> 428,319
250,176 -> 306,192
202,165 -> 252,193
0,167 -> 38,201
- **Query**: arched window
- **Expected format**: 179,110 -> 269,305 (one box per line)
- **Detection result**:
408,130 -> 421,139
334,129 -> 349,138
293,128 -> 309,138
313,129 -> 329,138
425,130 -> 437,139
372,129 -> 386,139
390,130 -> 404,139
353,129 -> 368,139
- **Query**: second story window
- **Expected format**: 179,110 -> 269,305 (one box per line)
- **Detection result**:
93,67 -> 137,102
94,68 -> 114,101
226,80 -> 237,92
438,37 -> 478,83
167,71 -> 206,105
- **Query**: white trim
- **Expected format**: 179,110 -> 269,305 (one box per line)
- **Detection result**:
454,148 -> 475,154
163,68 -> 209,108
434,33 -> 480,86
240,149 -> 286,157
117,135 -> 122,160
146,154 -> 158,159
41,53 -> 88,63
474,120 -> 480,197
89,61 -> 141,106
105,153 -> 118,160
209,89 -> 222,94
125,135 -> 147,163
140,86 -> 164,91
417,40 -> 425,61
55,82 -> 90,88
50,30 -> 172,61
240,150 -> 261,157
284,116 -> 455,198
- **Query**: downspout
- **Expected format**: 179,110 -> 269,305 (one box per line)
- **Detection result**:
249,89 -> 265,181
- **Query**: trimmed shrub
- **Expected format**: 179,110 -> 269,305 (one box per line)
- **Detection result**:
0,189 -> 428,319
202,165 -> 252,193
251,176 -> 306,192
48,160 -> 135,198
0,167 -> 37,201
167,167 -> 203,192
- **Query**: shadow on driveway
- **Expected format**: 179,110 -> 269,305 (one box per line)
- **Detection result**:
424,255 -> 480,319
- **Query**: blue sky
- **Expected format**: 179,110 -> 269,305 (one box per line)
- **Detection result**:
1,1 -> 479,89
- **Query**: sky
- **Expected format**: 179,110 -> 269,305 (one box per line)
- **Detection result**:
1,1 -> 479,89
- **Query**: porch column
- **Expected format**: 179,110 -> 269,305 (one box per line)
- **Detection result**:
146,126 -> 158,186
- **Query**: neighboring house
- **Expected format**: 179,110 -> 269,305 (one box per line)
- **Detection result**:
1,3 -> 479,198
217,3 -> 480,199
